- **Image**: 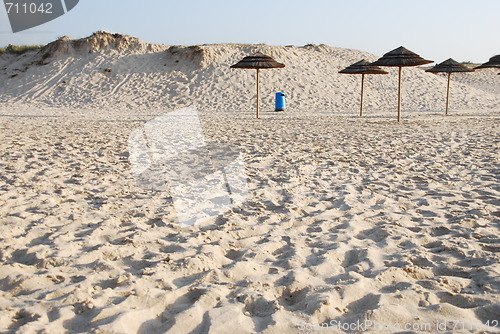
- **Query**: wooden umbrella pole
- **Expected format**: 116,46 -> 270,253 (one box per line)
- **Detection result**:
256,68 -> 260,119
445,72 -> 451,115
360,74 -> 365,117
397,66 -> 402,122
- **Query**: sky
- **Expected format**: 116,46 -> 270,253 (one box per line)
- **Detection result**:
1,0 -> 499,63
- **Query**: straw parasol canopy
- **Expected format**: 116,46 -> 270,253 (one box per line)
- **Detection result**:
426,58 -> 474,115
339,60 -> 388,116
371,46 -> 432,121
339,59 -> 388,75
426,58 -> 473,73
231,52 -> 285,118
474,55 -> 500,69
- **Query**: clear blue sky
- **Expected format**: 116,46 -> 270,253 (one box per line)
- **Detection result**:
1,0 -> 499,63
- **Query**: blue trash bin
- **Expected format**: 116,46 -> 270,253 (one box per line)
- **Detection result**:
275,92 -> 286,111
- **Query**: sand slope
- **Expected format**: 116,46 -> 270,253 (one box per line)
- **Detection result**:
1,32 -> 498,113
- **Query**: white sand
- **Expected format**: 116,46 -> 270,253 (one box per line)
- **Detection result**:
0,33 -> 499,333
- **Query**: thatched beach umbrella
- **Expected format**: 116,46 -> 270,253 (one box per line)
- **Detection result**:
474,54 -> 500,70
426,58 -> 474,115
371,46 -> 432,122
231,52 -> 285,119
339,59 -> 388,116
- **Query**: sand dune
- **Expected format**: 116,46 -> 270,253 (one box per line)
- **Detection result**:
1,32 -> 498,113
0,32 -> 499,333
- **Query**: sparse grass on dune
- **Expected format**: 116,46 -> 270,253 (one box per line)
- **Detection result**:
0,44 -> 43,55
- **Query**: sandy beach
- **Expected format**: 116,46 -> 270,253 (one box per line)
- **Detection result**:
0,33 -> 499,333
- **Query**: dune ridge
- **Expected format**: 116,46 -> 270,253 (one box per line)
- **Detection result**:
1,32 -> 498,113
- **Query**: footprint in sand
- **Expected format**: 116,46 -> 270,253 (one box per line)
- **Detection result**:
244,295 -> 279,317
